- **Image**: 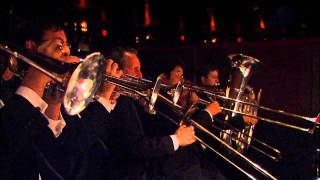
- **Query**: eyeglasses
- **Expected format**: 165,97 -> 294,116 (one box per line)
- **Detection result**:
40,38 -> 71,53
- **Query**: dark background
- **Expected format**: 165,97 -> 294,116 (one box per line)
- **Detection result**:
1,0 -> 320,46
1,0 -> 320,179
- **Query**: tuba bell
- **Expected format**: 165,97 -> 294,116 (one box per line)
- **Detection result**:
221,54 -> 261,153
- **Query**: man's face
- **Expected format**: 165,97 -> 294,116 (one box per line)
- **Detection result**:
109,51 -> 142,103
36,29 -> 71,62
202,70 -> 219,86
169,65 -> 183,85
123,52 -> 143,78
36,30 -> 79,101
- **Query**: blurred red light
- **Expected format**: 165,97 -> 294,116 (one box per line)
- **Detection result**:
180,35 -> 185,42
101,29 -> 108,37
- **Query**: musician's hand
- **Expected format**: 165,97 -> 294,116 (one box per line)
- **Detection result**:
2,67 -> 15,81
175,125 -> 196,146
190,92 -> 199,105
62,55 -> 80,63
243,116 -> 258,125
205,101 -> 221,116
97,59 -> 122,100
42,55 -> 80,102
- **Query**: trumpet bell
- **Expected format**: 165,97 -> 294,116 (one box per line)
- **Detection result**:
63,52 -> 105,115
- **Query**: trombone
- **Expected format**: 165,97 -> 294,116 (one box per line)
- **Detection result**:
198,96 -> 281,161
2,42 -> 316,129
194,89 -> 317,134
174,54 -> 316,134
0,42 -> 315,179
155,93 -> 277,180
172,72 -> 317,162
0,42 -> 101,115
0,42 -> 171,115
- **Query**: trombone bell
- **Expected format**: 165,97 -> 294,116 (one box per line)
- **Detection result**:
63,52 -> 105,115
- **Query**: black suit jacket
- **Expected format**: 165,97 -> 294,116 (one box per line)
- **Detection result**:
0,77 -> 20,106
107,96 -> 175,179
144,99 -> 227,180
0,94 -> 107,180
79,100 -> 114,180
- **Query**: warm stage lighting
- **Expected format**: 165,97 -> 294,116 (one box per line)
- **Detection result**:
259,16 -> 266,30
211,38 -> 217,43
236,37 -> 242,43
146,34 -> 151,40
80,20 -> 88,32
101,29 -> 108,37
180,35 -> 185,42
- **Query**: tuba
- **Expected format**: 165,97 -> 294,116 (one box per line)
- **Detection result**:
234,86 -> 261,153
221,54 -> 261,153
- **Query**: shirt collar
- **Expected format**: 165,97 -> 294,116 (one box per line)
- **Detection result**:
96,96 -> 116,113
47,113 -> 66,138
16,86 -> 48,113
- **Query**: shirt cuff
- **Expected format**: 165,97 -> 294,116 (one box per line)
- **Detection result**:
0,99 -> 4,108
170,135 -> 179,151
204,109 -> 214,122
96,96 -> 116,113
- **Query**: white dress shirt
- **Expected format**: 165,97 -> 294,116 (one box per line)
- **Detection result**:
0,99 -> 4,109
16,86 -> 48,113
47,115 -> 66,138
96,96 -> 116,113
16,86 -> 66,137
16,86 -> 67,180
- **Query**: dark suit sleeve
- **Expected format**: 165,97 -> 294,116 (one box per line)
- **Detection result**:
192,109 -> 213,126
228,115 -> 246,129
0,94 -> 48,144
109,96 -> 175,159
79,101 -> 111,142
192,107 -> 245,130
0,94 -> 48,175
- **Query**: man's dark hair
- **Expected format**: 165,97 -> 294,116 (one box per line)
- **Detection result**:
197,64 -> 219,83
14,18 -> 65,46
107,47 -> 137,69
162,54 -> 185,78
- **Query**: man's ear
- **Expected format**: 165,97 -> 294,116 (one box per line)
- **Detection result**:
25,40 -> 36,50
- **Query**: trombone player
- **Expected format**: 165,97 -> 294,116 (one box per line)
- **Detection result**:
92,47 -> 198,180
197,64 -> 258,126
0,17 -> 121,179
146,57 -> 226,180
